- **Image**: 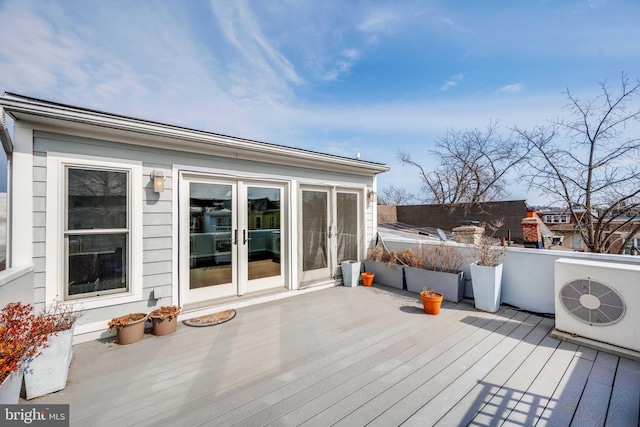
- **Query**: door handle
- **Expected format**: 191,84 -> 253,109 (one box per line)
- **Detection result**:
243,229 -> 252,244
233,229 -> 238,245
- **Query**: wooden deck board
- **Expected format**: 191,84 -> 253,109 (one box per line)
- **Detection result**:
289,307 -> 498,427
25,285 -> 640,427
468,330 -> 562,425
571,351 -> 618,427
364,310 -> 527,427
605,357 -> 640,427
328,308 -> 516,427
536,353 -> 595,427
405,315 -> 548,426
501,340 -> 579,426
433,315 -> 555,426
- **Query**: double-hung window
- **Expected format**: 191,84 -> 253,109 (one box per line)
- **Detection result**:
46,152 -> 143,309
65,167 -> 130,299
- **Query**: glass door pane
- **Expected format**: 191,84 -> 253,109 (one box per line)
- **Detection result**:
302,190 -> 328,271
300,189 -> 331,285
337,192 -> 359,264
188,182 -> 235,295
247,186 -> 282,281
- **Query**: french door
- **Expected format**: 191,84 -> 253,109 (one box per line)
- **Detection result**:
180,174 -> 285,304
299,186 -> 361,285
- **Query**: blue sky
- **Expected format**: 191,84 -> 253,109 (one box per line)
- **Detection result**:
0,0 -> 638,203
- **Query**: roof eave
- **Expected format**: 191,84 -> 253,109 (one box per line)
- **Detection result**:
0,94 -> 390,175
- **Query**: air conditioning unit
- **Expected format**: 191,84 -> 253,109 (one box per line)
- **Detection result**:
554,258 -> 640,352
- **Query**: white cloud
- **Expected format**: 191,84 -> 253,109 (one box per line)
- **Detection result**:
209,1 -> 303,92
441,74 -> 465,91
499,83 -> 524,93
322,49 -> 361,81
358,8 -> 400,33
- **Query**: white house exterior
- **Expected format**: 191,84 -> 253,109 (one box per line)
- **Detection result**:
0,93 -> 389,342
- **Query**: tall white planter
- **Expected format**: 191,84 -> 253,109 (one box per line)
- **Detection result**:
340,260 -> 362,287
0,370 -> 23,404
470,263 -> 503,313
24,328 -> 74,399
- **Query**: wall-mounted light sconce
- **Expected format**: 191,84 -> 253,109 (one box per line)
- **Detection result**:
367,190 -> 376,203
151,170 -> 165,193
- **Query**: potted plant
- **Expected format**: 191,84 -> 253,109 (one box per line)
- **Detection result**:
403,244 -> 466,303
420,288 -> 444,315
108,312 -> 148,345
470,223 -> 506,313
363,246 -> 404,289
148,306 -> 182,336
24,299 -> 83,399
0,302 -> 56,404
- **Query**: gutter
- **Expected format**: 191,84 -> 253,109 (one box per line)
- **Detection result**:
0,107 -> 12,153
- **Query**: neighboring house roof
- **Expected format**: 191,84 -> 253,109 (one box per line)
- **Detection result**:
0,92 -> 389,176
378,222 -> 454,241
392,200 -> 529,242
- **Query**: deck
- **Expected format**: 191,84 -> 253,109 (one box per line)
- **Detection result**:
30,285 -> 640,426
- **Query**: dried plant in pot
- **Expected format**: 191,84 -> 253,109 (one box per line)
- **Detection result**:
108,313 -> 148,345
24,299 -> 83,399
470,221 -> 507,313
0,302 -> 56,403
148,306 -> 182,336
404,243 -> 466,303
364,246 -> 403,289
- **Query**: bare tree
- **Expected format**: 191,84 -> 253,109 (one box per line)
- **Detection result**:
515,73 -> 640,253
399,122 -> 528,204
377,185 -> 418,206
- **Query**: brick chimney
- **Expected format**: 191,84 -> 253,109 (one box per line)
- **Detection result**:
522,216 -> 542,249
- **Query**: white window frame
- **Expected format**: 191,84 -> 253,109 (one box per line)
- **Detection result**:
46,153 -> 143,310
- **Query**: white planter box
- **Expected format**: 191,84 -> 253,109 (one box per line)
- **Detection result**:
363,261 -> 404,289
405,267 -> 465,303
340,260 -> 362,287
470,263 -> 503,313
0,369 -> 23,404
24,328 -> 74,399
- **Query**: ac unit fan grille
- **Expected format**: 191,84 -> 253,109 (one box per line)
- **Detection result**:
559,278 -> 625,325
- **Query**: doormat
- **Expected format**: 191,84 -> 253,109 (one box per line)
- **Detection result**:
182,309 -> 236,327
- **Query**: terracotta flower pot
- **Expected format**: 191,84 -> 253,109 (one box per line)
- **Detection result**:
361,272 -> 374,286
420,290 -> 443,315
